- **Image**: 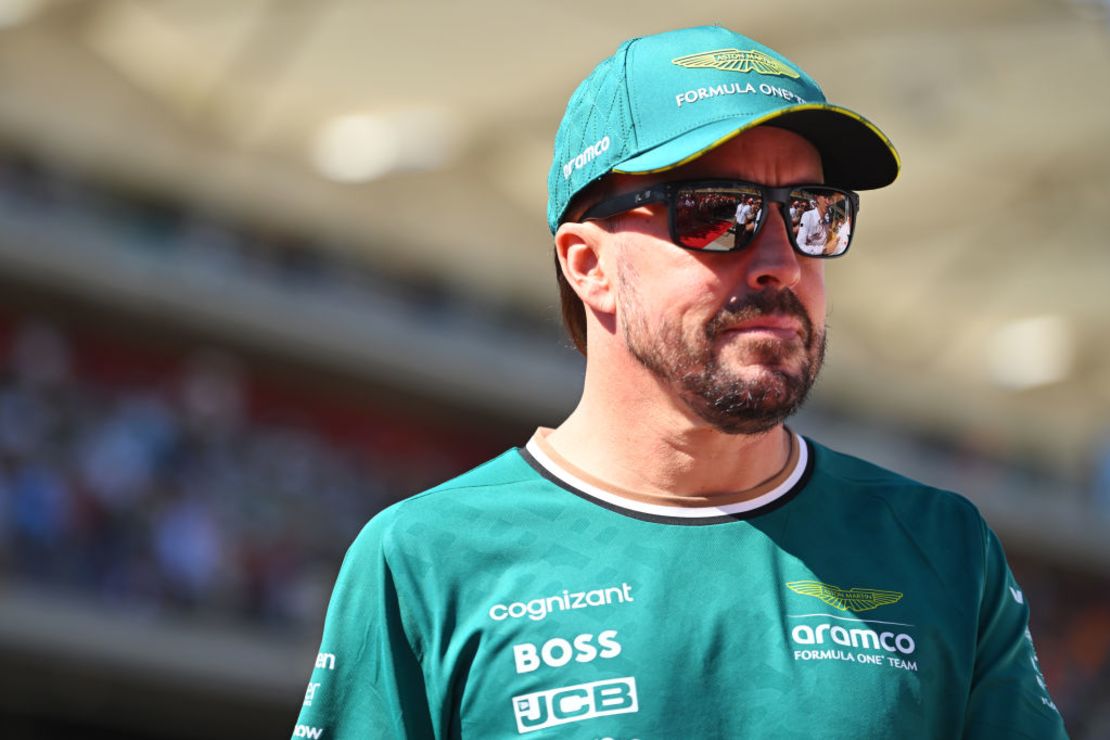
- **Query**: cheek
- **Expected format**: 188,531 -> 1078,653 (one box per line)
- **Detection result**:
627,251 -> 720,319
632,279 -> 712,332
674,273 -> 728,327
798,264 -> 827,327
665,295 -> 727,354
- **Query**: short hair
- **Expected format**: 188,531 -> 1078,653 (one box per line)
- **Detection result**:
553,176 -> 618,357
555,251 -> 588,356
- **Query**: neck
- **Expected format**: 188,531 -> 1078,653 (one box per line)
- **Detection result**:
547,361 -> 792,499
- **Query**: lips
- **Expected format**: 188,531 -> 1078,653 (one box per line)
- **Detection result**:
707,290 -> 815,347
720,314 -> 805,341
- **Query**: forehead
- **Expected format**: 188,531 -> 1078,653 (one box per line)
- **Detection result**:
609,126 -> 823,191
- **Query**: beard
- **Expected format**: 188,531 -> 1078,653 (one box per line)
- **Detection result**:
619,269 -> 826,436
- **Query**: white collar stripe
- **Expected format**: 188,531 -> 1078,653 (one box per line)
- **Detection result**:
524,433 -> 808,519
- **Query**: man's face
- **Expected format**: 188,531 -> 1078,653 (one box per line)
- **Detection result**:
605,127 -> 827,435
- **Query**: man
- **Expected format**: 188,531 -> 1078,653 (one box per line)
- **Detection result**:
835,212 -> 852,255
789,197 -> 803,230
293,26 -> 1067,739
795,193 -> 830,255
735,195 -> 757,233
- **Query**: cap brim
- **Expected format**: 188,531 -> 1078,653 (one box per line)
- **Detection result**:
614,104 -> 900,190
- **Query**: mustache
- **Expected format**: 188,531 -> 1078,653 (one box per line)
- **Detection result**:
704,289 -> 815,343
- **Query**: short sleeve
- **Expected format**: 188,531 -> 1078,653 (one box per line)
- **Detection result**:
291,514 -> 435,739
963,521 -> 1069,739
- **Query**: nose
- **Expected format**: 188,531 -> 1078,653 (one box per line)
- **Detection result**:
742,203 -> 802,290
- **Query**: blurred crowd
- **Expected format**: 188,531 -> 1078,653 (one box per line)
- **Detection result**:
1011,554 -> 1110,733
0,315 -> 492,629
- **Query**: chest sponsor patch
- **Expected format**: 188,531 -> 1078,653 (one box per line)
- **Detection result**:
511,676 -> 638,734
788,614 -> 920,672
489,582 -> 634,622
787,580 -> 904,611
786,580 -> 919,672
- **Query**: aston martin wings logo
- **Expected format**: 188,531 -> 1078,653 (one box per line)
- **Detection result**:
671,49 -> 801,79
787,580 -> 904,612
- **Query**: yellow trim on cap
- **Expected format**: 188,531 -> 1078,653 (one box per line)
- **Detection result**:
612,103 -> 901,176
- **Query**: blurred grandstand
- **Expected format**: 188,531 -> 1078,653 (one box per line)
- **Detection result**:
0,1 -> 1108,738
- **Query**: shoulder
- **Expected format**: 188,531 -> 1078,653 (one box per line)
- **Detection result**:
399,446 -> 545,517
801,438 -> 995,604
804,437 -> 985,537
346,448 -> 542,555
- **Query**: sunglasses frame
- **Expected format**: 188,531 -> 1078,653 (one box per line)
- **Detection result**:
578,179 -> 860,258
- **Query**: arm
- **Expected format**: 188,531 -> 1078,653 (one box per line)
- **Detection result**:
962,522 -> 1068,739
292,514 -> 435,739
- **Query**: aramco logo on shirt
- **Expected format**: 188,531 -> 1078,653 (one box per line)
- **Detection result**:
786,580 -> 904,612
786,580 -> 918,672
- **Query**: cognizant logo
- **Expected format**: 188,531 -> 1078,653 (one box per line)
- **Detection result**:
489,583 -> 634,622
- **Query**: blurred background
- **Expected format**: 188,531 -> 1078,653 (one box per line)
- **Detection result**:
0,0 -> 1107,737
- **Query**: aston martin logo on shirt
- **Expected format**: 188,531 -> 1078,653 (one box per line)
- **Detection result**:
671,49 -> 801,79
787,580 -> 904,612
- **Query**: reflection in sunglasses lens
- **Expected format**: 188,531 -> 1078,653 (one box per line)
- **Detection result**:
671,184 -> 853,256
676,190 -> 737,249
676,188 -> 762,251
790,187 -> 854,256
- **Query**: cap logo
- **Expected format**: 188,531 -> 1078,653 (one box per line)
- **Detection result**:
562,135 -> 611,180
672,48 -> 800,79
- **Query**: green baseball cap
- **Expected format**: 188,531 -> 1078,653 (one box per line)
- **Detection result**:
547,26 -> 900,232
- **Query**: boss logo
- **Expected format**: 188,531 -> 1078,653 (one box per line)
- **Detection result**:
512,630 -> 622,673
511,676 -> 638,734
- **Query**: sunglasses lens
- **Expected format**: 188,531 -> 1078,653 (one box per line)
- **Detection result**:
789,187 -> 855,256
673,185 -> 764,252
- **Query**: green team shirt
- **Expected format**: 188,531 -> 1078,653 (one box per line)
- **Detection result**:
292,433 -> 1068,739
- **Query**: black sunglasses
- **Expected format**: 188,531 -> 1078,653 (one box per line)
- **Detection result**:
578,179 -> 860,257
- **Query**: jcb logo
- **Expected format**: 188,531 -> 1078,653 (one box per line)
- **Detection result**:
511,677 -> 638,734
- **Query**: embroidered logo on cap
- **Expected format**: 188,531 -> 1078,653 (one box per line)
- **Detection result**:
672,48 -> 801,79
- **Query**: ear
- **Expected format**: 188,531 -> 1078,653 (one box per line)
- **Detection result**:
554,221 -> 616,315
